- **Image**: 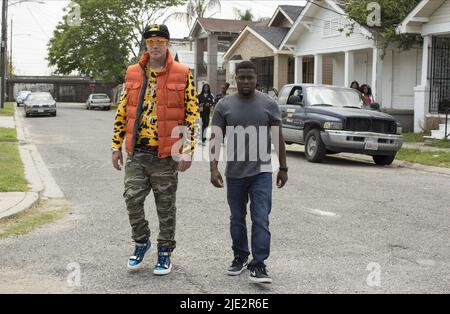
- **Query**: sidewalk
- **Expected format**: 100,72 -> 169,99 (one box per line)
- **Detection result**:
402,142 -> 450,153
0,108 -> 63,220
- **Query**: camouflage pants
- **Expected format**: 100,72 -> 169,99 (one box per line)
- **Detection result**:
123,151 -> 178,249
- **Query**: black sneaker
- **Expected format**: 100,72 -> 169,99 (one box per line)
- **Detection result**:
227,255 -> 249,276
248,264 -> 272,284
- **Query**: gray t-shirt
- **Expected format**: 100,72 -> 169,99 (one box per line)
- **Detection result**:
211,91 -> 282,178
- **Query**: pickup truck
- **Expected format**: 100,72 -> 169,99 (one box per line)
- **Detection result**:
278,84 -> 403,165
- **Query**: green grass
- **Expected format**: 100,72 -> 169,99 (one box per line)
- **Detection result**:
0,127 -> 17,142
425,139 -> 450,149
0,143 -> 27,192
0,199 -> 69,239
402,132 -> 425,143
0,102 -> 15,116
397,148 -> 450,168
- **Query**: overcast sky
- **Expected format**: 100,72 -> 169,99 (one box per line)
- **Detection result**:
6,0 -> 305,76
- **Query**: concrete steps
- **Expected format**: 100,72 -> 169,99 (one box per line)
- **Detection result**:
429,124 -> 450,140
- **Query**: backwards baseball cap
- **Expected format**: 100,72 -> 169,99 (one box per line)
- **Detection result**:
143,24 -> 170,40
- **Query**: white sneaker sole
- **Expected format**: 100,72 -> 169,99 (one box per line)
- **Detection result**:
127,262 -> 145,271
249,276 -> 273,284
153,263 -> 173,276
227,269 -> 245,276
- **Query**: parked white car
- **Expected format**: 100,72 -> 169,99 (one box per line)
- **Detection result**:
15,91 -> 31,107
86,94 -> 111,110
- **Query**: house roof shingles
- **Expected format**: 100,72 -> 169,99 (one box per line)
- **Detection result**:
197,18 -> 256,34
248,26 -> 291,49
279,5 -> 305,22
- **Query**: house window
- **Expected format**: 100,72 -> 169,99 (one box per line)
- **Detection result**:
323,18 -> 341,38
250,56 -> 274,92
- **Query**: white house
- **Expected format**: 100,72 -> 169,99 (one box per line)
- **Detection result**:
397,0 -> 450,135
281,0 -> 423,131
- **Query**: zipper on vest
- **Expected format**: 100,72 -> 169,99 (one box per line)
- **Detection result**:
131,69 -> 148,153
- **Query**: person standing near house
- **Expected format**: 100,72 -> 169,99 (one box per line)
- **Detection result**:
350,81 -> 360,91
198,83 -> 215,144
214,82 -> 230,106
360,84 -> 374,105
209,60 -> 288,284
111,24 -> 199,275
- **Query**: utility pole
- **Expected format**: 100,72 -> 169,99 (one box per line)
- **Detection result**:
9,18 -> 12,79
1,0 -> 8,109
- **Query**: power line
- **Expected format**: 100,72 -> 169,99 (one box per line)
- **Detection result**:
305,0 -> 348,17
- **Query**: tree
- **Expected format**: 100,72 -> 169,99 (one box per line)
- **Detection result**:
233,8 -> 254,21
47,0 -> 184,84
341,0 -> 422,55
167,0 -> 221,29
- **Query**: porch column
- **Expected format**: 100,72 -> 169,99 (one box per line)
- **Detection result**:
274,54 -> 289,90
314,54 -> 323,85
372,47 -> 383,104
207,34 -> 218,94
344,51 -> 354,88
421,35 -> 431,87
194,38 -> 204,84
295,56 -> 303,84
414,35 -> 432,132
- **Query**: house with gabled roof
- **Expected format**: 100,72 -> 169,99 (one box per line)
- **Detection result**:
397,0 -> 450,135
189,18 -> 256,94
280,0 -> 425,132
223,5 -> 308,92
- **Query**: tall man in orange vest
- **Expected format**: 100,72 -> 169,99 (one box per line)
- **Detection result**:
111,24 -> 199,275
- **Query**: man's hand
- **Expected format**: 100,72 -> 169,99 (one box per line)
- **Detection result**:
211,169 -> 224,188
276,170 -> 288,189
177,153 -> 192,172
112,150 -> 123,171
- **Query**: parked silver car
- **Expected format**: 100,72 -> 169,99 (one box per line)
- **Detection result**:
24,92 -> 57,117
86,93 -> 111,110
15,90 -> 31,107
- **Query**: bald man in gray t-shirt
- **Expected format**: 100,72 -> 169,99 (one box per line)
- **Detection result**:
209,61 -> 288,284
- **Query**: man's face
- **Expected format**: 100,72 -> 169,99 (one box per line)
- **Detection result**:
236,69 -> 257,97
146,36 -> 169,59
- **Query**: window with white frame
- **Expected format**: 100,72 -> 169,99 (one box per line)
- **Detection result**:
323,18 -> 341,37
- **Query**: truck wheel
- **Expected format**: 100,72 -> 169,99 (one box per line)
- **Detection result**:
305,129 -> 326,163
373,155 -> 395,166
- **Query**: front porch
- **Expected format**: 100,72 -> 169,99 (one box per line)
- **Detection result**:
293,46 -> 380,98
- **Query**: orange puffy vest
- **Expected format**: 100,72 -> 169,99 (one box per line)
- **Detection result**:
124,51 -> 189,158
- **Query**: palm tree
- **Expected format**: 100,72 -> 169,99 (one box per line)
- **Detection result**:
166,0 -> 221,29
233,8 -> 254,21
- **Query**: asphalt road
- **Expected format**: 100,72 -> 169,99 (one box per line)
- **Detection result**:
0,103 -> 449,293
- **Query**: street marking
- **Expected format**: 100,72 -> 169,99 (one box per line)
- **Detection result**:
307,208 -> 338,217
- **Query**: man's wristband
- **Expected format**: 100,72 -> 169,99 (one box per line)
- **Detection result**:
279,167 -> 288,172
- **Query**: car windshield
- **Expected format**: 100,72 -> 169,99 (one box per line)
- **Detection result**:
306,87 -> 364,108
28,94 -> 53,101
92,95 -> 109,100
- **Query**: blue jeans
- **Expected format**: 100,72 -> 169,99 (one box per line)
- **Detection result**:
226,172 -> 272,267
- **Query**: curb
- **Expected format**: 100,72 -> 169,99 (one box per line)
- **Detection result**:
0,107 -> 64,220
287,145 -> 450,176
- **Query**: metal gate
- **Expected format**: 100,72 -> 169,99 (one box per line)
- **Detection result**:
429,36 -> 450,113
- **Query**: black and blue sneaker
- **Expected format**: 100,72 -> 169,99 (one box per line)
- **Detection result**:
127,240 -> 151,270
153,246 -> 173,276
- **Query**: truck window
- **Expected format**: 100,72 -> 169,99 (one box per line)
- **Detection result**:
287,87 -> 303,105
277,86 -> 291,105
